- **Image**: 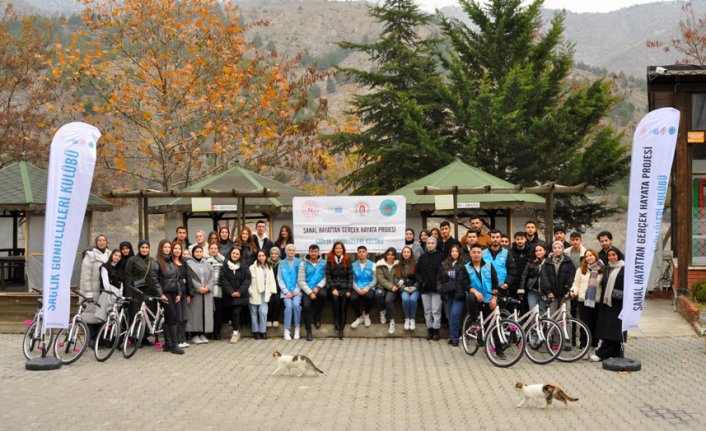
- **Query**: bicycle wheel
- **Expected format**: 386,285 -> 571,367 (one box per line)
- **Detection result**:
22,320 -> 53,360
461,315 -> 481,356
483,319 -> 525,368
524,318 -> 563,365
557,318 -> 591,363
123,313 -> 145,359
94,315 -> 120,362
53,320 -> 89,365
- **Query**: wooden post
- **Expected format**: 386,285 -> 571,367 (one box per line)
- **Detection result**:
545,184 -> 554,242
452,186 -> 459,239
142,195 -> 149,242
674,86 -> 689,293
137,196 -> 143,240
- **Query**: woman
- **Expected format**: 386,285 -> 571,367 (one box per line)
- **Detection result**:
217,225 -> 234,257
326,241 -> 353,340
236,226 -> 257,267
375,247 -> 399,335
207,231 -> 219,246
570,249 -> 604,356
395,246 -> 418,331
79,235 -> 111,332
150,239 -> 184,354
519,242 -> 554,315
249,250 -> 277,340
172,242 -> 191,349
274,225 -> 294,257
591,248 -> 625,362
117,241 -> 134,285
405,228 -> 423,261
186,245 -> 214,344
96,249 -> 123,323
439,244 -> 470,346
189,230 -> 208,255
266,247 -> 282,328
278,244 -> 302,340
205,242 -> 225,340
123,240 -> 153,344
419,230 -> 430,254
220,247 -> 251,344
429,227 -> 441,241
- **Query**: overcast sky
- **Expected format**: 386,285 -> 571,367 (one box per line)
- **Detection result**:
416,0 -> 676,13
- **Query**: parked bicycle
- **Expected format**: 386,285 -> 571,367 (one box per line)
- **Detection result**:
52,291 -> 90,365
22,288 -> 53,360
510,298 -> 563,365
546,301 -> 592,362
94,291 -> 131,362
123,288 -> 165,359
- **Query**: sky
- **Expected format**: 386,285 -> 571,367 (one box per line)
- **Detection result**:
415,0 -> 675,13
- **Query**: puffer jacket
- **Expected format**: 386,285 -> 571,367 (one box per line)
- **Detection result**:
375,260 -> 398,292
79,247 -> 111,324
150,257 -> 180,296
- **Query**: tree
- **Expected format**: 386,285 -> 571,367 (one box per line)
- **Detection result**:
326,76 -> 336,93
52,0 -> 333,190
0,6 -> 59,168
439,0 -> 629,229
325,0 -> 457,194
647,1 -> 706,64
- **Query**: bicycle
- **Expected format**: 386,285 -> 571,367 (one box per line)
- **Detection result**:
22,288 -> 54,360
461,296 -> 526,368
122,288 -> 165,359
52,291 -> 90,365
546,301 -> 592,362
94,291 -> 131,362
511,299 -> 563,365
654,254 -> 675,311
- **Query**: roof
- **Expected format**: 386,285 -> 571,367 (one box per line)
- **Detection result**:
647,64 -> 706,85
0,161 -> 113,211
148,164 -> 310,213
391,158 -> 545,209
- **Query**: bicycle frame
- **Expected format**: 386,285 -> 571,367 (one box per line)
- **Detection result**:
139,297 -> 164,336
478,305 -> 506,344
512,304 -> 548,341
546,302 -> 571,339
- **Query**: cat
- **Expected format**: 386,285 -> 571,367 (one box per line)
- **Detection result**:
515,381 -> 579,408
271,351 -> 324,377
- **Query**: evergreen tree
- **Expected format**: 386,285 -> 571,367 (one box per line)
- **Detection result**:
326,76 -> 336,93
324,0 -> 457,194
439,0 -> 629,229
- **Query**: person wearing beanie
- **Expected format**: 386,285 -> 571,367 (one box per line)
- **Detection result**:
553,225 -> 571,250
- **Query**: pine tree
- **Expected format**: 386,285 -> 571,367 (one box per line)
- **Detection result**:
439,0 -> 629,229
325,0 -> 457,195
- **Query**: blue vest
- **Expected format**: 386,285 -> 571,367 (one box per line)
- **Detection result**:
482,248 -> 508,285
305,260 -> 326,287
280,257 -> 301,294
353,260 -> 375,290
465,262 -> 494,303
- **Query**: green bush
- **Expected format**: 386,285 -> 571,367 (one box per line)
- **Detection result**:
692,280 -> 706,303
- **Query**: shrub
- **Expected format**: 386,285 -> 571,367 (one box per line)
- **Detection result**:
692,280 -> 706,303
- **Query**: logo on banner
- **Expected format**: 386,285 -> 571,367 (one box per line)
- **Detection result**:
379,199 -> 397,217
355,201 -> 369,216
301,200 -> 319,218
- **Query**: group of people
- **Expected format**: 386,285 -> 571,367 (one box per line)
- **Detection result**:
78,217 -> 627,363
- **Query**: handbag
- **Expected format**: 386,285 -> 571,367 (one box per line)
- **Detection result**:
611,289 -> 623,301
132,260 -> 151,291
437,279 -> 457,294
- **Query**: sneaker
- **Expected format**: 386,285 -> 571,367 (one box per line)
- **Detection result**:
178,342 -> 190,348
284,329 -> 292,341
403,319 -> 410,330
589,354 -> 602,362
351,316 -> 364,329
229,332 -> 240,344
379,310 -> 387,324
273,321 -> 280,328
363,313 -> 371,327
191,335 -> 202,345
409,320 -> 416,331
171,345 -> 185,355
199,334 -> 209,344
293,327 -> 300,340
266,321 -> 273,328
388,321 -> 395,334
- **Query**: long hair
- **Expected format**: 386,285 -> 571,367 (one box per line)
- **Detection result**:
579,248 -> 603,275
171,241 -> 184,266
218,225 -> 231,242
396,246 -> 416,278
443,244 -> 465,272
156,239 -> 171,275
327,241 -> 349,269
275,224 -> 294,247
235,226 -> 257,252
255,250 -> 271,269
207,231 -> 218,245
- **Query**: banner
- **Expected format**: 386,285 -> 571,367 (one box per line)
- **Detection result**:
622,108 -> 679,332
293,196 -> 406,253
42,123 -> 101,329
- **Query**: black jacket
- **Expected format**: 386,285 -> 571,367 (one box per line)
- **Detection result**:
325,258 -> 353,292
438,260 -> 471,301
220,260 -> 252,306
546,255 -> 576,298
438,237 -> 461,258
415,250 -> 445,293
596,265 -> 624,342
150,258 -> 180,296
599,246 -> 625,265
509,244 -> 532,294
519,258 -> 554,296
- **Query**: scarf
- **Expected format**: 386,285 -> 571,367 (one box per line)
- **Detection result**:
584,260 -> 604,308
227,260 -> 240,271
552,253 -> 564,273
603,260 -> 624,308
267,257 -> 280,269
335,255 -> 343,265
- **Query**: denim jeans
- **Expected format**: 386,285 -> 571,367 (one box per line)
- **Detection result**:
447,297 -> 465,342
401,290 -> 420,319
283,294 -> 302,330
527,290 -> 551,315
249,296 -> 269,334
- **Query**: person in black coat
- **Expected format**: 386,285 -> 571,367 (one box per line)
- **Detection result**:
438,245 -> 470,346
547,241 -> 576,314
592,249 -> 625,361
150,239 -> 184,355
415,236 -> 445,340
220,247 -> 252,344
325,241 -> 353,340
254,220 -> 274,256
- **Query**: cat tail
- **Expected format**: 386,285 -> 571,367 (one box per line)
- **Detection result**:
557,389 -> 578,402
305,357 -> 324,374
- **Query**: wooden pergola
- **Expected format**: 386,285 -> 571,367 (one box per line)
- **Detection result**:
104,188 -> 280,241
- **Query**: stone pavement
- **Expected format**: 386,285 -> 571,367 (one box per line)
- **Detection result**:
1,323 -> 704,430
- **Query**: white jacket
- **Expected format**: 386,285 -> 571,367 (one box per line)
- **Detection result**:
570,267 -> 603,302
248,262 -> 277,305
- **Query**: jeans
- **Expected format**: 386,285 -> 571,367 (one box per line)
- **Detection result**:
383,290 -> 398,321
446,296 -> 465,342
401,290 -> 420,320
249,293 -> 269,334
527,290 -> 551,315
283,294 -> 302,330
421,292 -> 442,329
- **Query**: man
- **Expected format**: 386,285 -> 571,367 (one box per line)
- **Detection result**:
438,220 -> 461,257
469,216 -> 490,248
462,230 -> 479,259
597,231 -> 624,265
254,220 -> 274,255
297,244 -> 327,341
415,236 -> 445,340
464,244 -> 503,358
500,234 -> 511,249
567,232 -> 586,269
509,232 -> 532,303
173,226 -> 191,256
524,220 -> 541,250
553,225 -> 571,249
482,230 -> 516,298
350,246 -> 377,329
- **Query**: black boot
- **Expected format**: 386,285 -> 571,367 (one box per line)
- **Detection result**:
306,330 -> 313,342
314,313 -> 322,329
433,329 -> 440,341
338,329 -> 344,340
168,325 -> 184,354
426,328 -> 433,340
261,331 -> 268,340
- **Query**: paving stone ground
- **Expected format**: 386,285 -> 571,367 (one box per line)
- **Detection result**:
1,331 -> 704,431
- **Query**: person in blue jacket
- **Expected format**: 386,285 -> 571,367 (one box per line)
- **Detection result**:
297,244 -> 327,341
278,244 -> 302,341
350,245 -> 377,329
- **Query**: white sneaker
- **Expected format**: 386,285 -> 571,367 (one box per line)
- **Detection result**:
351,316 -> 364,329
409,320 -> 416,331
191,335 -> 202,345
230,331 -> 240,344
379,310 -> 387,324
363,313 -> 371,327
403,319 -> 410,330
589,354 -> 601,362
284,329 -> 292,340
199,334 -> 209,344
388,321 -> 395,334
293,327 -> 300,340
178,342 -> 189,348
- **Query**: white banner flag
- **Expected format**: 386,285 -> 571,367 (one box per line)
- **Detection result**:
622,108 -> 679,332
42,122 -> 100,329
293,196 -> 406,253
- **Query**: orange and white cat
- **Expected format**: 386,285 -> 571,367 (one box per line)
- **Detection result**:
515,381 -> 578,408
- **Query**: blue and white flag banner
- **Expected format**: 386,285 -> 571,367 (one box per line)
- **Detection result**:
622,108 -> 679,332
42,122 -> 100,329
293,196 -> 406,253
